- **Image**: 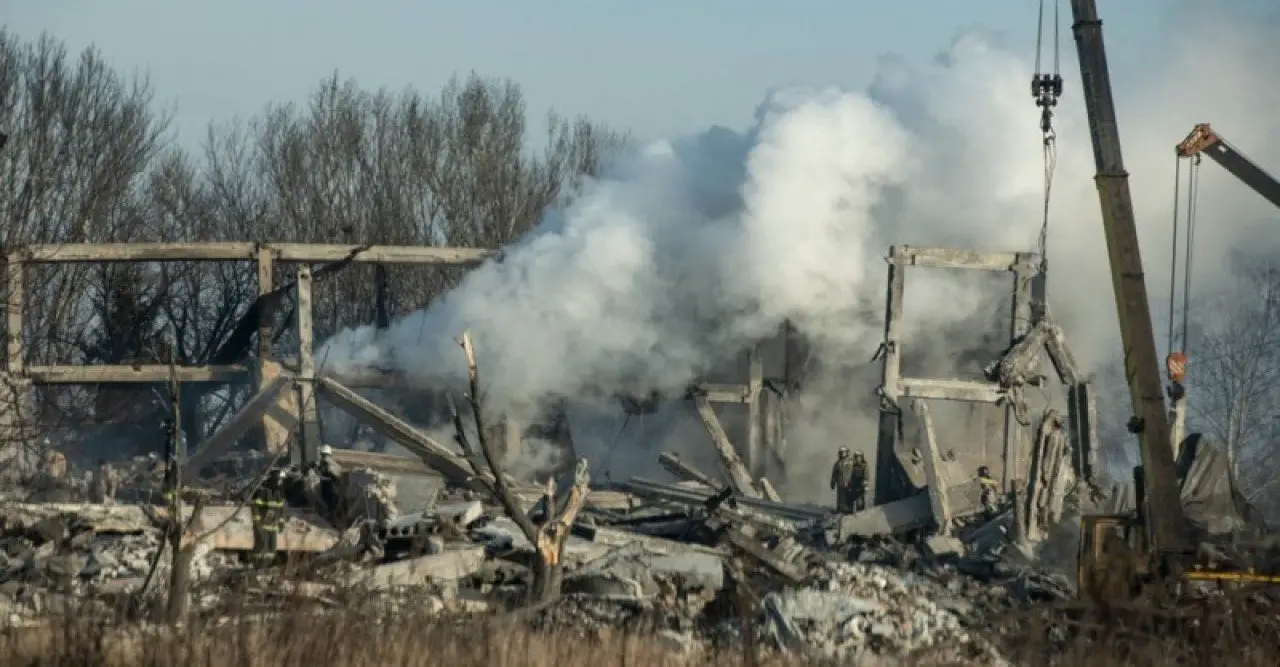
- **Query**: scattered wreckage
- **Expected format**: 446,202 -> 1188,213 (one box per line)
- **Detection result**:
0,321 -> 1093,665
0,443 -> 1078,663
0,245 -> 1274,664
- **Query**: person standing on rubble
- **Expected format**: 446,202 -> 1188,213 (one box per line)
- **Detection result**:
977,465 -> 1000,517
830,447 -> 868,514
313,445 -> 345,523
89,459 -> 119,504
250,469 -> 288,567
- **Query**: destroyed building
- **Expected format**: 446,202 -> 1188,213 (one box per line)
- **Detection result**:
0,240 -> 1166,665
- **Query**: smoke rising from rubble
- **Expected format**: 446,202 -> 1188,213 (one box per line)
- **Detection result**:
319,6 -> 1280,493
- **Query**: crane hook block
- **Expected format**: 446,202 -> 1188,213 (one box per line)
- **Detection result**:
1031,74 -> 1064,108
1166,352 -> 1188,383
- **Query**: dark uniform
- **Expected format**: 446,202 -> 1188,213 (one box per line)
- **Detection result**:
312,446 -> 345,524
830,448 -> 868,514
251,471 -> 288,567
977,465 -> 1000,517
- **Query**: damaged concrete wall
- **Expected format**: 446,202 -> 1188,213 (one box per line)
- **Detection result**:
867,246 -> 1096,541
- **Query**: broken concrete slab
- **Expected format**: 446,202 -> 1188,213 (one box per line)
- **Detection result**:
836,493 -> 932,537
924,535 -> 966,560
0,503 -> 156,536
567,543 -> 725,601
617,478 -> 827,524
181,506 -> 339,552
474,516 -> 723,566
353,548 -> 486,591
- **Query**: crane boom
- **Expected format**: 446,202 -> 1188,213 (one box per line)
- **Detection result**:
1176,123 -> 1280,210
1068,0 -> 1188,558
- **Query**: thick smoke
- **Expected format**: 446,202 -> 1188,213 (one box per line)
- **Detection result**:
320,7 -> 1280,495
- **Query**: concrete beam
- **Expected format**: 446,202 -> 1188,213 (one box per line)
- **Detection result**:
316,376 -> 487,490
692,382 -> 750,403
21,243 -> 257,262
24,364 -> 251,384
745,342 -> 764,474
898,377 -> 1004,403
692,394 -> 761,498
874,250 -> 907,505
836,482 -> 989,538
1068,381 -> 1099,483
17,242 -> 495,265
182,375 -> 292,476
1043,318 -> 1083,385
892,245 -> 1041,272
6,256 -> 23,374
913,400 -> 952,535
1004,256 -> 1035,490
295,265 -> 320,465
658,452 -> 722,490
269,243 -> 493,265
256,249 -> 276,451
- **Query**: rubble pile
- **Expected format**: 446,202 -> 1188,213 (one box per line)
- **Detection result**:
5,424 -> 1261,667
0,502 -> 242,623
762,562 -> 1004,663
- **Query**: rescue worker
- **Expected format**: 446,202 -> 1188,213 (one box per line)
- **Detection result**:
977,465 -> 1000,516
250,469 -> 288,567
313,445 -> 345,523
830,447 -> 868,514
850,451 -> 868,512
89,459 -> 120,504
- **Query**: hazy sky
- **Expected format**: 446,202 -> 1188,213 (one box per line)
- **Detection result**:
6,0 -> 1195,148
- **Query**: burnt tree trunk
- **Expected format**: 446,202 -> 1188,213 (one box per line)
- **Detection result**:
165,540 -> 193,622
456,331 -> 589,607
530,559 -> 564,605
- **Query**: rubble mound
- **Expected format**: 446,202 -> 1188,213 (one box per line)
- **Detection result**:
762,561 -> 1008,664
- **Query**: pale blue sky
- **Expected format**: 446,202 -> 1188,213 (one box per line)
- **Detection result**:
1,1 -> 1258,147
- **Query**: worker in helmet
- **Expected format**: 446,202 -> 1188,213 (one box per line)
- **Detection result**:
307,445 -> 345,525
316,445 -> 342,480
251,468 -> 289,567
830,447 -> 868,514
977,465 -> 1000,517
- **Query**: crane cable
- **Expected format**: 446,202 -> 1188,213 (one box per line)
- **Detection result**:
1032,0 -> 1064,278
1167,154 -> 1200,382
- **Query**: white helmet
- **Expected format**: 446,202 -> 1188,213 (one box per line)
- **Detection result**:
319,445 -> 333,457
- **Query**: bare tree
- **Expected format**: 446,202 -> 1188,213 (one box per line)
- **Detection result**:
0,30 -> 171,434
1187,254 -> 1280,514
456,331 -> 588,605
251,72 -> 628,343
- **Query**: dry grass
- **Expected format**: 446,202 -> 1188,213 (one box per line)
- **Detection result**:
2,590 -> 1279,666
0,606 -> 778,667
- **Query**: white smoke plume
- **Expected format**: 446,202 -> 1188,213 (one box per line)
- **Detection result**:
319,5 -> 1280,496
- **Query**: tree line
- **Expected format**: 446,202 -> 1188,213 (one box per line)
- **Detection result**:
0,30 -> 626,448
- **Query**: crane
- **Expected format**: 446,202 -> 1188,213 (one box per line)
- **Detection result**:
1176,123 -> 1280,209
1067,2 -> 1280,598
1067,0 -> 1190,571
1164,124 -> 1280,460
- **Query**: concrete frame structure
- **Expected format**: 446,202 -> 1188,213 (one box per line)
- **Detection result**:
873,245 -> 1043,506
3,242 -> 493,465
3,242 -> 799,486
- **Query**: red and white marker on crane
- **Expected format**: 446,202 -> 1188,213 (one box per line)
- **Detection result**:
1166,352 -> 1188,384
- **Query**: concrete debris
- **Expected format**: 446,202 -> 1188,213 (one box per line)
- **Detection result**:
352,547 -> 486,591
565,542 -> 724,602
0,415 -> 1262,665
760,561 -> 1008,664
